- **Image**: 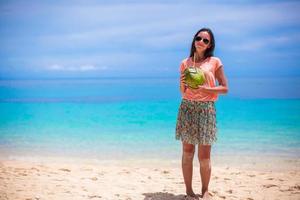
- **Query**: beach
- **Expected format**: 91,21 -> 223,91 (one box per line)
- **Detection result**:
0,156 -> 300,200
0,78 -> 300,200
1,0 -> 300,198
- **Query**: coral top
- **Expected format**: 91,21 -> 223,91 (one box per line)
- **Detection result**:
180,56 -> 223,102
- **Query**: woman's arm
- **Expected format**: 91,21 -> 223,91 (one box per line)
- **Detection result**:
179,61 -> 188,95
180,70 -> 187,95
198,66 -> 229,94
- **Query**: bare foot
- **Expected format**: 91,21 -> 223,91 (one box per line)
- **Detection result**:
185,190 -> 198,199
186,191 -> 196,197
202,191 -> 212,200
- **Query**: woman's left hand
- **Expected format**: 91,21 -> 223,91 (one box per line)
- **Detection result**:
197,85 -> 210,91
197,85 -> 221,95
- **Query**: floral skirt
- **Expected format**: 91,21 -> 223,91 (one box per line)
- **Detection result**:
175,99 -> 217,145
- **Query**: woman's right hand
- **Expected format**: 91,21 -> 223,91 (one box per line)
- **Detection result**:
180,72 -> 188,94
180,72 -> 188,88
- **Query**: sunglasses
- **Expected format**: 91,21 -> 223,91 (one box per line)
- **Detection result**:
195,36 -> 210,45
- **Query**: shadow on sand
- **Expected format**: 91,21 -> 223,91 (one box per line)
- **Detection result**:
143,192 -> 202,200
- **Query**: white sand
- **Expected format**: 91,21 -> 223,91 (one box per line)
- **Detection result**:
0,156 -> 300,200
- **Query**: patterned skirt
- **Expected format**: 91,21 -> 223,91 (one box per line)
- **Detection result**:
175,99 -> 217,145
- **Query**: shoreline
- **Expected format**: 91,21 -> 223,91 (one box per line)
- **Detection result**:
1,153 -> 299,171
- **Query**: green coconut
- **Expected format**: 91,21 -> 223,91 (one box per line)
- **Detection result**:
184,67 -> 205,89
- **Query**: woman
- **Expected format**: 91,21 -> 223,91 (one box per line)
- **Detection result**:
175,28 -> 228,200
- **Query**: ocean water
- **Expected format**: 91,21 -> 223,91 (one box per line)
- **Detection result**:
0,78 -> 299,161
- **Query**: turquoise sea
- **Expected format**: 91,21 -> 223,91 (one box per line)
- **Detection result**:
0,78 -> 299,162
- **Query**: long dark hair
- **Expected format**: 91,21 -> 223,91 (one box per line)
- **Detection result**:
189,28 -> 215,59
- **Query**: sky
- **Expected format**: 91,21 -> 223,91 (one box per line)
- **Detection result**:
0,0 -> 300,79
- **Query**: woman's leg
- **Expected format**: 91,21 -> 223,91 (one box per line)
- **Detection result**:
182,142 -> 196,197
198,144 -> 212,199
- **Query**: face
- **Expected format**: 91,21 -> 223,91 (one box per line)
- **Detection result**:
194,31 -> 211,52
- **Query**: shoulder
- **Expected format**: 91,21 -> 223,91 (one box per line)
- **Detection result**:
181,57 -> 190,65
209,56 -> 222,64
179,57 -> 190,71
209,56 -> 223,73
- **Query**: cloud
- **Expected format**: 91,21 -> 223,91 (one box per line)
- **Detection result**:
2,1 -> 300,51
0,0 -> 300,78
15,1 -> 293,58
47,64 -> 108,71
227,35 -> 299,52
228,36 -> 291,52
6,52 -> 150,72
